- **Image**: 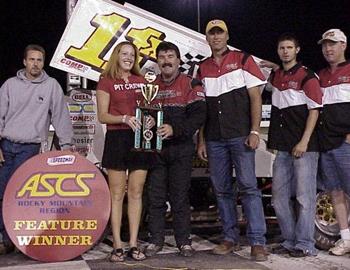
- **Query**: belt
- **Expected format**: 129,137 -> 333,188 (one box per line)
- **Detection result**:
2,138 -> 40,145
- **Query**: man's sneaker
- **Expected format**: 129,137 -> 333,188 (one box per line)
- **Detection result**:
251,245 -> 269,261
213,240 -> 240,255
329,239 -> 350,256
144,243 -> 163,257
179,244 -> 194,257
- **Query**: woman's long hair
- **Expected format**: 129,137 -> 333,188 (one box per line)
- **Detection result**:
101,41 -> 141,79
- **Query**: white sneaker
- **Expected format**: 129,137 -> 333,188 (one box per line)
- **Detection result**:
329,239 -> 350,256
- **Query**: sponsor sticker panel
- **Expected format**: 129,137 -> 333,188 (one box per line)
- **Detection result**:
66,89 -> 105,163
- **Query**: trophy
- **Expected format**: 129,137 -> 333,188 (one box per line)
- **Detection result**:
134,71 -> 163,152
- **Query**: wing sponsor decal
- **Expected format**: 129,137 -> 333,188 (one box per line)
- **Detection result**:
51,0 -> 269,81
50,0 -> 211,80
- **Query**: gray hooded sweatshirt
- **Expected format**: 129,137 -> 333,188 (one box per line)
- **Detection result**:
0,69 -> 73,147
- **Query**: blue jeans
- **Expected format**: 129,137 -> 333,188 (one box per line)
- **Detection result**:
206,136 -> 266,246
0,139 -> 40,243
319,141 -> 350,196
272,151 -> 319,255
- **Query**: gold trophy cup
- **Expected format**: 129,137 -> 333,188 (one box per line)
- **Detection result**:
134,72 -> 163,151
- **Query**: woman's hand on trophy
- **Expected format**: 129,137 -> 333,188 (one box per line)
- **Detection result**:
157,124 -> 173,139
145,116 -> 156,129
123,115 -> 142,132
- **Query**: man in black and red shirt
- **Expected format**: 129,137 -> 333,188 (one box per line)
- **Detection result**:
317,29 -> 350,256
197,19 -> 268,261
266,33 -> 322,257
144,41 -> 206,257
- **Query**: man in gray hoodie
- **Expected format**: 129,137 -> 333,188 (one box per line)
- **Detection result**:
0,44 -> 73,254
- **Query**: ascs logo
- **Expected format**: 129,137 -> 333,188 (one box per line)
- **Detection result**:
16,173 -> 94,198
2,151 -> 110,262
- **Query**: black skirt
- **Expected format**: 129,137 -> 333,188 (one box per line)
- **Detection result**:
102,129 -> 156,171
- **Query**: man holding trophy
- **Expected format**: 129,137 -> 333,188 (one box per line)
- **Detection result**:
144,41 -> 206,257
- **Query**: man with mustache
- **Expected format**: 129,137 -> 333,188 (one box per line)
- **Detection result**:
0,44 -> 73,254
144,41 -> 206,257
317,29 -> 350,256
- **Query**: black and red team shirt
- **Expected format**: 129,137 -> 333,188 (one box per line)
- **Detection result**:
96,74 -> 145,130
151,73 -> 206,147
267,63 -> 323,152
198,49 -> 266,141
318,60 -> 350,151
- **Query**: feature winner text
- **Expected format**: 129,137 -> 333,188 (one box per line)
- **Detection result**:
13,219 -> 97,246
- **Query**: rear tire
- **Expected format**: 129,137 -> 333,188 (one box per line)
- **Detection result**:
314,226 -> 338,250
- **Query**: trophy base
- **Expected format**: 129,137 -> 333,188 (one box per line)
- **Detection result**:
131,148 -> 161,153
134,103 -> 163,153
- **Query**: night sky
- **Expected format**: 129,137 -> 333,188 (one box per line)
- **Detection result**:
1,0 -> 349,88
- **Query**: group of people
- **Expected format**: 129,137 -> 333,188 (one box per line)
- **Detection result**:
0,17 -> 349,265
262,28 -> 350,258
95,20 -> 350,262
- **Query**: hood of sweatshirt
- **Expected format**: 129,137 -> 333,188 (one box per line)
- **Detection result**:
16,68 -> 49,84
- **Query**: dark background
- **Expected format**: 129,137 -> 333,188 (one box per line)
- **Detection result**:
1,0 -> 349,89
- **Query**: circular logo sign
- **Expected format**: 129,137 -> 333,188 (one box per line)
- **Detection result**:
3,151 -> 111,262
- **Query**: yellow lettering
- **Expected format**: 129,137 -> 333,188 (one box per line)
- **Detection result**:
55,173 -> 93,196
13,219 -> 99,231
55,173 -> 75,196
60,220 -> 70,230
16,173 -> 93,198
26,220 -> 37,230
74,173 -> 93,196
19,235 -> 93,246
54,235 -> 66,245
17,174 -> 41,197
37,220 -> 49,230
30,173 -> 56,197
126,27 -> 165,61
80,235 -> 93,245
32,235 -> 41,245
38,174 -> 56,196
41,235 -> 53,245
47,220 -> 60,230
65,13 -> 130,71
85,220 -> 97,230
68,235 -> 80,245
14,220 -> 26,230
72,220 -> 84,230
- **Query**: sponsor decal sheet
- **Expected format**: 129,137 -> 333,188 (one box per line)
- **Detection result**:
51,0 -> 270,80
